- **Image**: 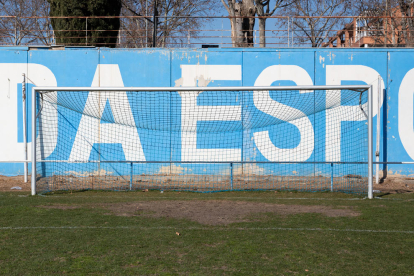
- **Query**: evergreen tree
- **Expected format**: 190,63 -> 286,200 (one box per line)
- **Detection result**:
48,0 -> 122,47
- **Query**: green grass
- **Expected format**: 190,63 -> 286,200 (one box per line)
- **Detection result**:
1,191 -> 414,275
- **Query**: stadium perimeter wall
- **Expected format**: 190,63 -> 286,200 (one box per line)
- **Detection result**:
0,47 -> 412,177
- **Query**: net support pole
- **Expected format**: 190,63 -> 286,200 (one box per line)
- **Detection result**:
230,162 -> 233,190
368,85 -> 374,199
22,73 -> 28,183
330,163 -> 333,192
375,76 -> 381,184
31,87 -> 36,196
130,162 -> 133,191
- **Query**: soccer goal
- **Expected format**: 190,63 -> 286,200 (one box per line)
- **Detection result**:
31,85 -> 373,198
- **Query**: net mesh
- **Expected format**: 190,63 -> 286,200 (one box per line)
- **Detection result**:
35,88 -> 368,194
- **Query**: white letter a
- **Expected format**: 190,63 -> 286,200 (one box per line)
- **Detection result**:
69,65 -> 145,161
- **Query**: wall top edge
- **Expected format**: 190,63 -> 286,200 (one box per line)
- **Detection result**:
1,46 -> 414,52
0,46 -> 29,51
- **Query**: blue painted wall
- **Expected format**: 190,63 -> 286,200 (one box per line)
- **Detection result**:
0,47 -> 413,177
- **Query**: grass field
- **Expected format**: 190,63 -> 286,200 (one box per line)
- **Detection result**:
1,190 -> 414,275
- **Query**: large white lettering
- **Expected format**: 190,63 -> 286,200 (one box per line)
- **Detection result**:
69,64 -> 145,161
177,65 -> 241,161
399,69 -> 414,160
0,63 -> 57,161
325,65 -> 385,161
253,65 -> 314,161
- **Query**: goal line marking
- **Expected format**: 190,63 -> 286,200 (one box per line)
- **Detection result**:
1,226 -> 413,234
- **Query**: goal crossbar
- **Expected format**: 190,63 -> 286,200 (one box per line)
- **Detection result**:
34,85 -> 370,92
31,85 -> 373,198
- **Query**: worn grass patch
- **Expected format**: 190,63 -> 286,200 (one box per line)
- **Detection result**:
0,191 -> 414,275
41,200 -> 359,225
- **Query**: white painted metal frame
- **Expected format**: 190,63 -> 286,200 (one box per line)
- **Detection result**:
31,85 -> 373,198
22,74 -> 28,183
375,77 -> 382,185
368,85 -> 373,199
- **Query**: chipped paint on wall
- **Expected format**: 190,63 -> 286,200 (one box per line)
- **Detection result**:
0,47 -> 412,177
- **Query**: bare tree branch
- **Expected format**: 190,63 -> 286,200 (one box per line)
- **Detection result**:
119,0 -> 220,48
0,0 -> 51,46
278,0 -> 351,47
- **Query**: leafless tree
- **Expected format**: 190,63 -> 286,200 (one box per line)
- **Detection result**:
350,0 -> 384,46
278,0 -> 351,47
353,0 -> 414,47
220,0 -> 256,47
0,0 -> 52,46
398,0 -> 414,46
255,0 -> 295,47
120,0 -> 219,48
382,0 -> 414,47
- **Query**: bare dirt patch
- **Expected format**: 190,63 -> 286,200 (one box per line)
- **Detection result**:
374,176 -> 414,194
2,172 -> 414,194
35,174 -> 366,193
101,200 -> 359,225
0,175 -> 31,192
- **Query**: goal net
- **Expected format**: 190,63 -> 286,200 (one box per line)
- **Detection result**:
32,86 -> 373,196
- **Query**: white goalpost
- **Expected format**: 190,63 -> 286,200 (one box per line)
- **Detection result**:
31,85 -> 373,198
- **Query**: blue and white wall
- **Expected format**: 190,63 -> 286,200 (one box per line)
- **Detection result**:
0,47 -> 413,177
